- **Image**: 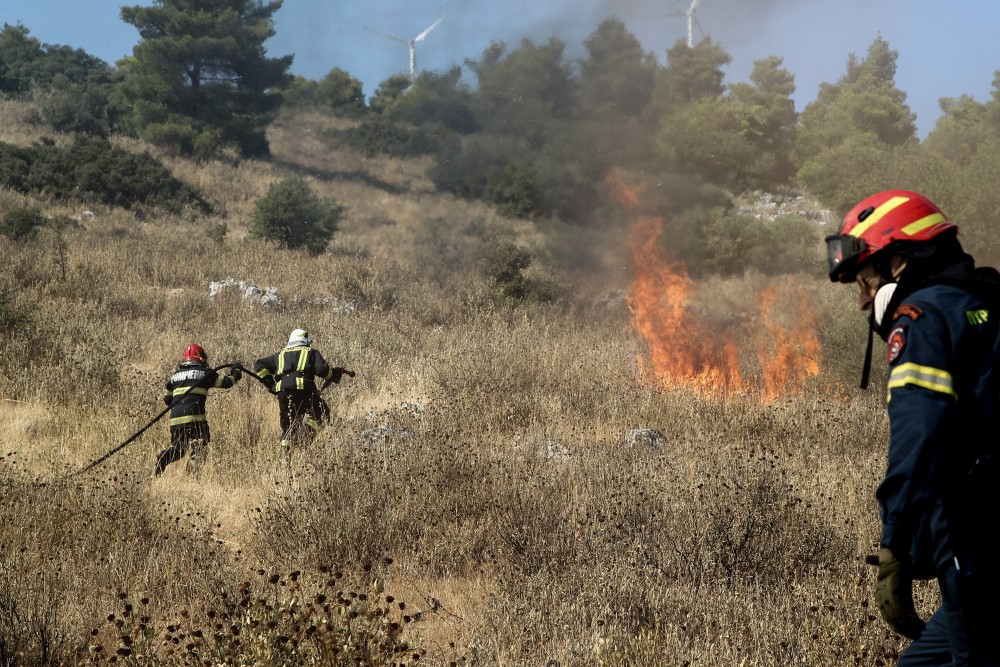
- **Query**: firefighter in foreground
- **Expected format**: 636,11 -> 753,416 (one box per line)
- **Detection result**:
253,329 -> 353,452
826,190 -> 1000,665
157,344 -> 242,475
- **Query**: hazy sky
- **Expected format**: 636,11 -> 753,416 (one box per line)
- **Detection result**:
5,0 -> 1000,138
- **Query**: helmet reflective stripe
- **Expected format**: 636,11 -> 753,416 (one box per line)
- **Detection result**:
849,195 -> 910,238
830,190 -> 957,283
887,362 -> 956,398
183,344 -> 207,363
901,212 -> 948,237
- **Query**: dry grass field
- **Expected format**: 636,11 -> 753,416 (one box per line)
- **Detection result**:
0,97 -> 932,665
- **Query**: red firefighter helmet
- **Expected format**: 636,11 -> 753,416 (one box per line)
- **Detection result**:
183,343 -> 208,364
826,190 -> 958,283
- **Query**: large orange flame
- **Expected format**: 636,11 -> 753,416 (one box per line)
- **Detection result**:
608,169 -> 821,401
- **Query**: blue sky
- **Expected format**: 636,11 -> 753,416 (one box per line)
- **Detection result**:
5,0 -> 1000,138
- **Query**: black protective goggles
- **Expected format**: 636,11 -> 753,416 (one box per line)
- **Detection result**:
824,234 -> 867,283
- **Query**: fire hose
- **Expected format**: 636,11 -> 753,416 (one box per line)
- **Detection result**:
69,363 -> 353,478
70,363 -> 246,477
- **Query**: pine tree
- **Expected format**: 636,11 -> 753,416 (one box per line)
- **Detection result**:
119,0 -> 292,157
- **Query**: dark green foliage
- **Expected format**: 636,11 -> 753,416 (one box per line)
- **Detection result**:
922,94 -> 994,166
647,39 -> 801,192
795,36 -> 916,178
119,0 -> 293,157
699,212 -> 822,277
282,69 -> 367,117
726,56 -> 798,187
578,19 -> 656,120
480,237 -> 535,300
651,38 -> 731,111
368,75 -> 412,116
0,137 -> 210,213
429,133 -> 515,201
478,236 -> 558,302
29,79 -> 121,137
795,135 -> 901,215
0,284 -> 29,331
0,24 -> 113,94
325,119 -> 441,158
485,164 -> 541,218
387,68 -> 478,133
315,68 -> 367,116
250,177 -> 344,255
467,38 -> 577,142
209,221 -> 228,247
0,206 -> 45,241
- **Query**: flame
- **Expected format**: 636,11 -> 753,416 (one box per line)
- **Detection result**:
608,168 -> 821,401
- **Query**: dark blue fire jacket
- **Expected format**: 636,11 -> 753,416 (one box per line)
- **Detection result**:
253,345 -> 335,394
880,282 -> 1000,575
163,361 -> 239,427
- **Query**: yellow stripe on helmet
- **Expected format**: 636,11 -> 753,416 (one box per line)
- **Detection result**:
849,195 -> 910,238
901,212 -> 947,236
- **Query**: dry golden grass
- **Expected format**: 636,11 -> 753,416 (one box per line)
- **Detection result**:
0,99 -> 920,665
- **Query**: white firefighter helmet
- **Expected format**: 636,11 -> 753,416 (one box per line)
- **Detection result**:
287,328 -> 312,347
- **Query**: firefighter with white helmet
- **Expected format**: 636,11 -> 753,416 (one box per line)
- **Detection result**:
827,190 -> 1000,664
253,329 -> 353,452
157,343 -> 242,475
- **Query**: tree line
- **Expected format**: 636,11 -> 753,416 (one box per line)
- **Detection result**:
4,0 -> 1000,270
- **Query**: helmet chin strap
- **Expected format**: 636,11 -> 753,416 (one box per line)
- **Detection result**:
860,309 -> 875,390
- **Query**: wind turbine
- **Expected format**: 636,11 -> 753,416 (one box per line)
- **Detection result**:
654,0 -> 704,48
364,16 -> 444,82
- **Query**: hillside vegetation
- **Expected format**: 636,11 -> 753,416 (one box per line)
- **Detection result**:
2,87 -> 923,666
8,5 -> 1000,663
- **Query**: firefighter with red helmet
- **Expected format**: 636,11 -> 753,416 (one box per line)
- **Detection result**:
827,190 -> 1000,664
156,344 -> 242,475
253,329 -> 353,453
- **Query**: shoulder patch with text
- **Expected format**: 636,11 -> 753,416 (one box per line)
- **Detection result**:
887,325 -> 907,364
893,304 -> 923,322
966,309 -> 990,325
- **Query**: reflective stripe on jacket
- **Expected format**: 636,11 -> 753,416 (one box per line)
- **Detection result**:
162,362 -> 237,427
253,345 -> 333,393
880,282 -> 1000,572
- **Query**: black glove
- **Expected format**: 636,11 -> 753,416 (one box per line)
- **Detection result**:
867,548 -> 926,640
228,366 -> 243,382
331,367 -> 355,383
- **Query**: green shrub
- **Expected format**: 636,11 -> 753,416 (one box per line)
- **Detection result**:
0,137 -> 210,214
208,221 -> 228,247
0,284 -> 29,331
484,163 -> 541,218
251,178 -> 344,255
0,205 -> 45,241
479,236 -> 557,302
30,81 -> 115,136
699,212 -> 822,277
138,120 -> 197,155
324,119 -> 440,158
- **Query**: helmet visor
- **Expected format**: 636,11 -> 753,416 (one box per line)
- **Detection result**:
825,234 -> 867,283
